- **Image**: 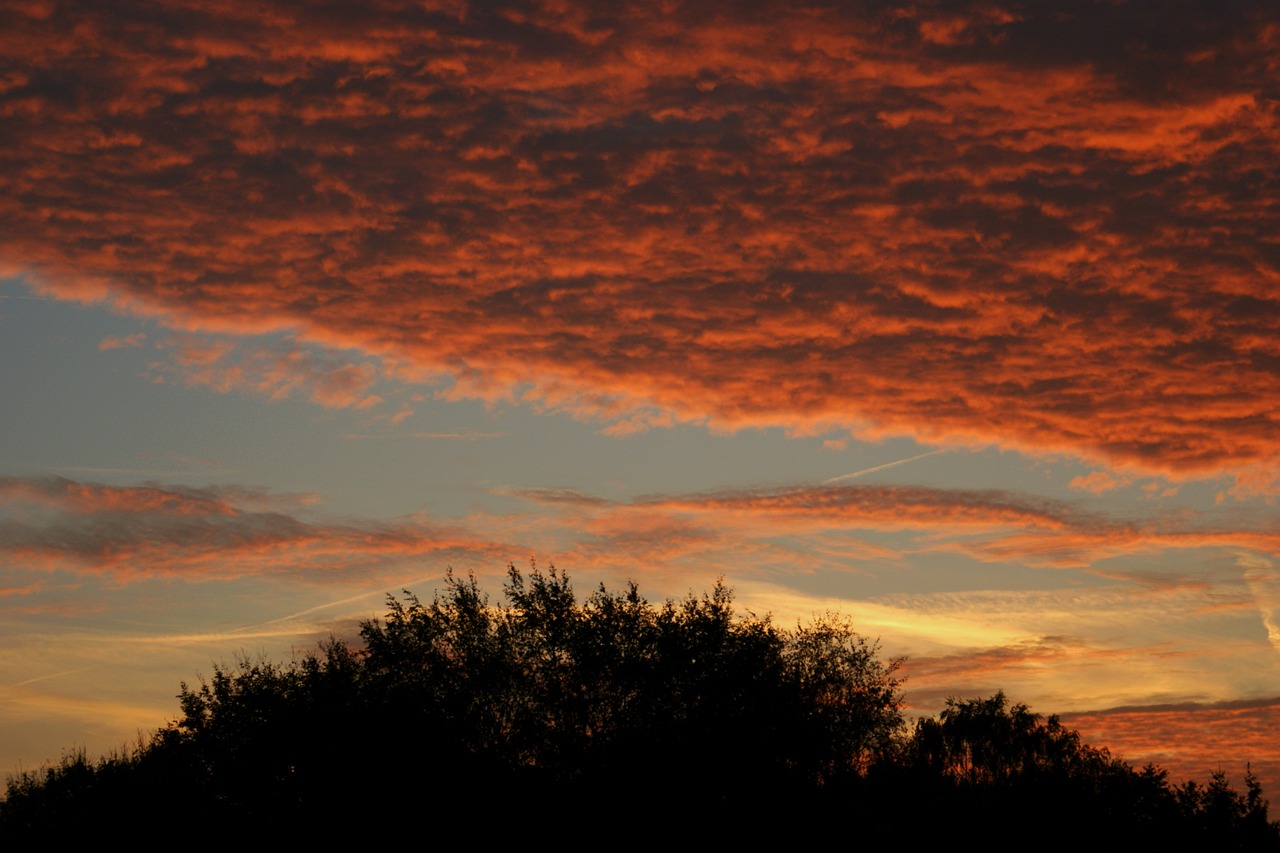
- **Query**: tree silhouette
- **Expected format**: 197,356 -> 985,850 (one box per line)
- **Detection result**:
353,565 -> 905,810
894,691 -> 1279,846
2,566 -> 1277,847
910,691 -> 1106,784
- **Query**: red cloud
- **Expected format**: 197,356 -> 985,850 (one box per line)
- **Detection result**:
3,2 -> 1280,476
506,480 -> 1280,574
1068,471 -> 1130,495
148,335 -> 382,409
0,477 -> 239,517
1065,699 -> 1280,798
10,471 -> 1274,585
97,333 -> 146,351
0,477 -> 509,579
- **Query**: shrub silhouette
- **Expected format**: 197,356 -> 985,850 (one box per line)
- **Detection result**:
3,566 -> 1278,846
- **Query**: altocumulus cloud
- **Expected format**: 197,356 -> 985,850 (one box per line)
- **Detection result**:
2,1 -> 1279,480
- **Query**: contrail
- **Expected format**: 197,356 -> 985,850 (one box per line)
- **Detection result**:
822,448 -> 948,484
1,668 -> 88,691
251,577 -> 438,630
53,466 -> 239,477
1240,552 -> 1280,654
12,584 -> 444,655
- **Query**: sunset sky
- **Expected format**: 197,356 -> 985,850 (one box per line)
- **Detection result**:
3,0 -> 1280,792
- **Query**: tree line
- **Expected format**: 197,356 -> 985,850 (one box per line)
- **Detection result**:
3,566 -> 1277,845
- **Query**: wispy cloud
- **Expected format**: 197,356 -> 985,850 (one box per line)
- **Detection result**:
53,466 -> 239,478
10,472 -> 1278,598
97,333 -> 146,351
342,430 -> 507,441
0,476 -> 508,579
503,477 -> 1280,572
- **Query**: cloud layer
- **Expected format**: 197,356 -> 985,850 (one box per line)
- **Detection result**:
0,476 -> 505,578
3,1 -> 1279,474
12,469 -> 1280,608
1065,698 -> 1280,797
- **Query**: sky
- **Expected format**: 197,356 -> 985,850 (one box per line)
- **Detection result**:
2,0 -> 1280,794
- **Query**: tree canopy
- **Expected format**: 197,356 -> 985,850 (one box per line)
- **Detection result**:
2,566 -> 1277,846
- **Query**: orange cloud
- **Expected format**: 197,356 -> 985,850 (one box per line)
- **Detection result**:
1065,698 -> 1280,798
0,477 -> 508,579
97,333 -> 146,351
149,335 -> 382,409
0,2 -> 1275,479
501,480 -> 1280,582
1068,471 -> 1131,495
0,476 -> 239,516
18,465 -> 1254,593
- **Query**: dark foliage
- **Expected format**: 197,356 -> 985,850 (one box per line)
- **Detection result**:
2,566 -> 1277,846
883,692 -> 1279,846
